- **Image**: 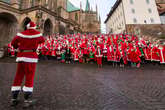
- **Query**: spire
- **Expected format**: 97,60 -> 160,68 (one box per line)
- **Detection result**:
96,4 -> 98,20
96,4 -> 98,14
85,0 -> 90,12
80,1 -> 82,11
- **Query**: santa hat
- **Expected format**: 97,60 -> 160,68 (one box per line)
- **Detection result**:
27,21 -> 37,29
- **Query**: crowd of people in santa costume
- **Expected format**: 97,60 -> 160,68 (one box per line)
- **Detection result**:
7,33 -> 165,68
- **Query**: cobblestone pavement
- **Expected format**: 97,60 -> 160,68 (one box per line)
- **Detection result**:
0,58 -> 165,110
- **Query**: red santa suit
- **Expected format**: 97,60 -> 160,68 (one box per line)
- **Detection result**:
10,45 -> 15,57
41,45 -> 47,56
78,49 -> 83,63
102,44 -> 108,58
130,47 -> 141,63
113,46 -> 121,62
143,46 -> 151,61
95,46 -> 103,65
112,35 -> 118,45
11,22 -> 45,94
51,45 -> 56,57
8,43 -> 12,56
151,46 -> 160,62
107,45 -> 114,61
74,48 -> 79,61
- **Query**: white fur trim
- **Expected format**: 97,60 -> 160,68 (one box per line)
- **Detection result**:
27,26 -> 37,29
151,59 -> 160,61
23,86 -> 33,92
16,57 -> 38,63
160,49 -> 165,63
27,23 -> 30,28
27,23 -> 37,29
74,58 -> 79,61
11,86 -> 21,91
96,55 -> 103,57
17,33 -> 42,38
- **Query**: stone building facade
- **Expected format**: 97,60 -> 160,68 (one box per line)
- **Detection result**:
105,0 -> 161,34
0,0 -> 100,47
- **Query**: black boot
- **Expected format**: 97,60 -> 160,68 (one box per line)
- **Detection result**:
23,92 -> 36,108
10,91 -> 20,106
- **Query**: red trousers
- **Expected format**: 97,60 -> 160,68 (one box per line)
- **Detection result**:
96,57 -> 102,65
11,62 -> 36,92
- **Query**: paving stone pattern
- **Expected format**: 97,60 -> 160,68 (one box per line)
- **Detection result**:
0,58 -> 165,110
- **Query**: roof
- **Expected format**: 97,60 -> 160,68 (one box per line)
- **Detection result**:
1,0 -> 10,3
67,0 -> 80,12
104,0 -> 121,23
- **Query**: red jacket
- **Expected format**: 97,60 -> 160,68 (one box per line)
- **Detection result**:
151,46 -> 160,61
11,29 -> 45,63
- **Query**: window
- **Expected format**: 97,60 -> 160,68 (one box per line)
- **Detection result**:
30,0 -> 34,7
130,0 -> 134,4
146,0 -> 150,4
150,18 -> 154,23
75,13 -> 78,21
148,8 -> 152,13
45,0 -> 48,6
131,8 -> 135,14
133,18 -> 137,23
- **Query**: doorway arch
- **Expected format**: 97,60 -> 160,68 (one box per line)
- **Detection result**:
0,12 -> 18,47
43,19 -> 53,36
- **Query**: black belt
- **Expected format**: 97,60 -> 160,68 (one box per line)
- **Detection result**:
20,50 -> 36,52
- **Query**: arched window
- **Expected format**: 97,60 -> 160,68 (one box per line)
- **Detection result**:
75,13 -> 78,21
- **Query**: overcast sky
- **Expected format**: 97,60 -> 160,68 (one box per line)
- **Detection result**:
69,0 -> 116,33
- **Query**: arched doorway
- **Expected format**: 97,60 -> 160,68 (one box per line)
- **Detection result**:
43,19 -> 53,36
22,17 -> 31,30
0,12 -> 18,47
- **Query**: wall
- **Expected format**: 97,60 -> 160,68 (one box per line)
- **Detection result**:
126,24 -> 165,39
123,0 -> 161,24
106,2 -> 125,34
69,11 -> 80,24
